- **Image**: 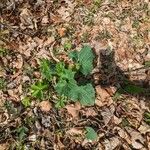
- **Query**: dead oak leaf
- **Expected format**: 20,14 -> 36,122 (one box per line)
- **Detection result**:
65,102 -> 81,118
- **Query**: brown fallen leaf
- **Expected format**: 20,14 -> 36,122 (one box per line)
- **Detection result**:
66,128 -> 83,135
126,127 -> 146,149
7,89 -> 20,102
117,127 -> 131,144
20,7 -> 37,29
95,86 -> 113,107
65,102 -> 81,118
57,27 -> 66,37
102,137 -> 121,150
101,105 -> 115,125
41,15 -> 49,25
85,108 -> 97,117
39,101 -> 52,112
0,143 -> 8,150
12,54 -> 23,69
138,122 -> 150,134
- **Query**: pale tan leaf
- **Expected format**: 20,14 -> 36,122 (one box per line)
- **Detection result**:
39,101 -> 52,112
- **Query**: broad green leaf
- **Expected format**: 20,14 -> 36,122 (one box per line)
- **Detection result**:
70,83 -> 95,106
69,45 -> 95,75
55,79 -> 77,97
55,80 -> 95,106
85,127 -> 98,141
78,45 -> 95,75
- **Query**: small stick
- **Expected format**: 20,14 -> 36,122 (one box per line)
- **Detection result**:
48,42 -> 60,63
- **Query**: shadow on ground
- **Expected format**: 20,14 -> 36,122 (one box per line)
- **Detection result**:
97,49 -> 150,100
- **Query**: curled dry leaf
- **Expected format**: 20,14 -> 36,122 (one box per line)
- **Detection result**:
39,101 -> 52,112
126,99 -> 143,128
117,127 -> 131,144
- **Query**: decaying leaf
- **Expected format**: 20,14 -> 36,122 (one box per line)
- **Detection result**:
65,102 -> 81,118
39,101 -> 52,112
66,128 -> 83,135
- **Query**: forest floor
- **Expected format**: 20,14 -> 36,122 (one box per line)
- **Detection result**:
0,0 -> 150,150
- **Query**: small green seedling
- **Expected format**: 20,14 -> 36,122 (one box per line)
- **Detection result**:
144,112 -> 150,125
85,127 -> 98,141
31,81 -> 48,100
17,126 -> 29,141
0,47 -> 7,56
64,41 -> 72,50
55,95 -> 67,108
38,45 -> 95,106
21,97 -> 31,108
144,61 -> 150,67
0,78 -> 6,90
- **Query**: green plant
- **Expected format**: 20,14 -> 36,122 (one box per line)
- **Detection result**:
0,47 -> 7,56
4,101 -> 18,115
37,45 -> 95,106
85,127 -> 98,141
144,61 -> 150,67
31,81 -> 48,100
21,97 -> 31,108
69,45 -> 95,76
63,41 -> 72,50
0,78 -> 6,90
16,126 -> 29,141
144,112 -> 150,125
55,95 -> 68,108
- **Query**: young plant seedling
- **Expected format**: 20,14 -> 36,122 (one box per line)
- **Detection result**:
34,45 -> 96,106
